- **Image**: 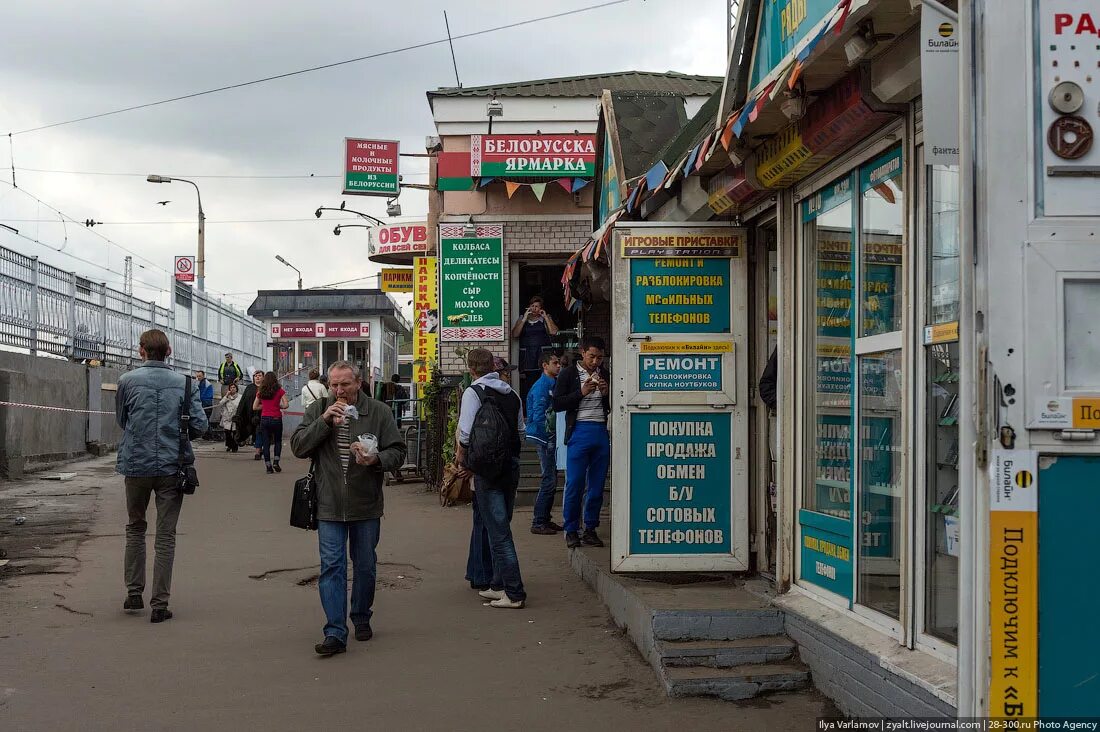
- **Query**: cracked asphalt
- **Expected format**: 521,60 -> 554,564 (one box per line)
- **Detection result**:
0,446 -> 833,730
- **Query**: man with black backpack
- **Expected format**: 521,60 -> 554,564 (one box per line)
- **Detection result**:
456,348 -> 527,609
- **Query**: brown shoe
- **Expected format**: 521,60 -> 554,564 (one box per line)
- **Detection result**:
530,525 -> 558,535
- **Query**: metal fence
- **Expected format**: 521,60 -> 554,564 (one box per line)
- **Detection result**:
0,244 -> 266,373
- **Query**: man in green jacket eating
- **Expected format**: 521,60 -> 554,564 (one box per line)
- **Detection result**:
291,360 -> 406,656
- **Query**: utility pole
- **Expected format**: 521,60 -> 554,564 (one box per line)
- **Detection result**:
124,256 -> 133,296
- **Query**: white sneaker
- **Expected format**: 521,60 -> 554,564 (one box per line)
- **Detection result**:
478,588 -> 505,600
489,595 -> 525,609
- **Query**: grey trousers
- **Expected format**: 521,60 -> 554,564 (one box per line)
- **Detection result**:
124,476 -> 183,610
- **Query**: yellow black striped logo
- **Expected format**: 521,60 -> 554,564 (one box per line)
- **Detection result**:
1014,470 -> 1034,488
938,22 -> 954,38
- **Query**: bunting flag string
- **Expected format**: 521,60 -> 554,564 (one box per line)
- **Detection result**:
530,182 -> 547,201
473,177 -> 590,201
557,177 -> 573,193
505,181 -> 521,199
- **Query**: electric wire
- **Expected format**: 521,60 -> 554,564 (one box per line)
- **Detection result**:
5,0 -> 634,136
12,167 -> 431,179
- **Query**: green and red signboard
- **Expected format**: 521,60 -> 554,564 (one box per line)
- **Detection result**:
343,138 -> 399,196
470,134 -> 596,178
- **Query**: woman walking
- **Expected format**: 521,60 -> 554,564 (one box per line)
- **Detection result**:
253,371 -> 288,474
219,383 -> 243,452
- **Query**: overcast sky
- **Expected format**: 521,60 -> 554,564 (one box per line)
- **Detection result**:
0,0 -> 726,314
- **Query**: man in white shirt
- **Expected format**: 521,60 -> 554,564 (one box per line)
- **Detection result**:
301,369 -> 329,410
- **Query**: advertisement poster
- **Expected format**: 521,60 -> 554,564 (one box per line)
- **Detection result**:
413,256 -> 438,384
629,258 -> 731,334
920,3 -> 960,164
629,412 -> 731,554
380,268 -> 413,293
438,224 -> 504,342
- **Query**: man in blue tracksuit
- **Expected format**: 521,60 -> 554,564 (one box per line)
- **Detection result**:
526,351 -> 562,535
552,336 -> 611,549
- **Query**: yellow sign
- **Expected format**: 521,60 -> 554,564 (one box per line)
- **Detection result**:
413,257 -> 438,384
923,321 -> 959,344
1074,397 -> 1100,428
756,125 -> 814,188
620,231 -> 744,258
988,450 -> 1038,718
639,341 -> 733,354
381,268 -> 413,293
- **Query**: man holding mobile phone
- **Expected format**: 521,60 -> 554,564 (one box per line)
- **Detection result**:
511,295 -> 558,403
552,336 -> 611,549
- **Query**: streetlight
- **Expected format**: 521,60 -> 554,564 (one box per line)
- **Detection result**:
332,224 -> 374,236
314,205 -> 386,226
148,174 -> 206,291
486,93 -> 503,134
275,255 -> 302,290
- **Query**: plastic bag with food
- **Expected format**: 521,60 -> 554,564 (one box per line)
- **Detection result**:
357,433 -> 378,457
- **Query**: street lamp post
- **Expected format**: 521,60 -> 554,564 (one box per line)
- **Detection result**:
147,175 -> 206,291
275,255 -> 302,290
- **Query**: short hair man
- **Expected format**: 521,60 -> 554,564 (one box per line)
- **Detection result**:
457,348 -> 527,609
218,352 -> 243,395
552,336 -> 611,548
291,361 -> 406,656
115,329 -> 208,623
526,351 -> 563,535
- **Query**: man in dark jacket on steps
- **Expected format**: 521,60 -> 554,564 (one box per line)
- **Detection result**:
553,336 -> 611,549
291,360 -> 406,656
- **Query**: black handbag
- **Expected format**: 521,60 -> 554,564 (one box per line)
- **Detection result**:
177,375 -> 200,496
290,460 -> 318,531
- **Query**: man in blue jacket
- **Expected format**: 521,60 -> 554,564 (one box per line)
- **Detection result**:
526,351 -> 562,534
116,329 -> 207,623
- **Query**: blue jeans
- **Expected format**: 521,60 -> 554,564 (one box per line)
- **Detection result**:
318,519 -> 380,643
471,460 -> 525,602
563,421 -> 610,534
532,441 -> 558,527
259,416 -> 282,462
465,496 -> 496,590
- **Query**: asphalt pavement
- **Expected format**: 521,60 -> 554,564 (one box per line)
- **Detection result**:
0,444 -> 834,731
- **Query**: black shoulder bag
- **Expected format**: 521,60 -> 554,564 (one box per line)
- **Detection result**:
290,396 -> 326,531
177,376 -> 200,495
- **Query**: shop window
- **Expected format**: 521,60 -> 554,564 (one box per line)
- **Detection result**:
923,164 -> 960,645
859,148 -> 905,337
803,176 -> 854,521
857,349 -> 903,619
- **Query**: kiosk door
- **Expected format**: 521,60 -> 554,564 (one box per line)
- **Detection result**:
610,222 -> 750,572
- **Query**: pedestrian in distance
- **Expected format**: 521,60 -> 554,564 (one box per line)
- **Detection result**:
195,370 -> 215,439
115,329 -> 207,623
218,352 -> 243,396
290,361 -> 406,657
511,295 -> 559,404
457,348 -> 527,609
526,351 -> 563,535
253,371 -> 288,474
301,368 -> 329,411
235,370 -> 264,460
553,336 -> 611,549
218,383 -> 242,452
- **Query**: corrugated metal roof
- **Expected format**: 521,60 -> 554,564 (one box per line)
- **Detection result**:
248,289 -> 399,319
609,91 -> 692,179
428,71 -> 722,101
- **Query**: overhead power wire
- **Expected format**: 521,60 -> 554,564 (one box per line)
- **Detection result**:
6,0 -> 634,136
12,167 -> 431,179
4,216 -> 369,225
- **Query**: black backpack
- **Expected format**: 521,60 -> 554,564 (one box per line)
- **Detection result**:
465,385 -> 517,478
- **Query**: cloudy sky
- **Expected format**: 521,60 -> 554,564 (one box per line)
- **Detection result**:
0,0 -> 726,314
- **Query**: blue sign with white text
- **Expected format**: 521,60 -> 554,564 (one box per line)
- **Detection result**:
638,354 -> 723,392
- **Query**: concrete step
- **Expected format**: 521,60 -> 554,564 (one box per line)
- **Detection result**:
658,636 -> 797,668
652,608 -> 785,641
662,662 -> 811,701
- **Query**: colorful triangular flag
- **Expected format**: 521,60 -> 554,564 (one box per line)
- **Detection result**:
531,182 -> 547,201
720,113 -> 738,150
695,135 -> 712,172
478,177 -> 495,188
683,143 -> 701,176
571,178 -> 589,193
644,162 -> 668,191
505,181 -> 521,199
833,0 -> 853,35
732,103 -> 753,138
749,82 -> 776,123
557,177 -> 573,193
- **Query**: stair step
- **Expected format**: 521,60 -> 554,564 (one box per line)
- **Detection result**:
663,662 -> 810,701
658,636 -> 797,667
652,608 -> 784,641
